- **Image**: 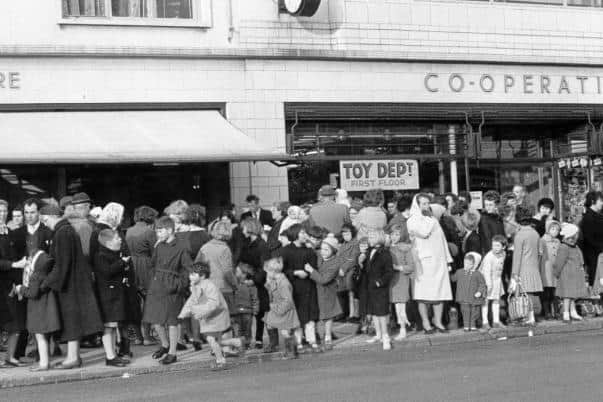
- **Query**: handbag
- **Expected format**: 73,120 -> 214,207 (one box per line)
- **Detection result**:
507,282 -> 532,321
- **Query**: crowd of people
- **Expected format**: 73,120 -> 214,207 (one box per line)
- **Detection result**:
2,184 -> 603,371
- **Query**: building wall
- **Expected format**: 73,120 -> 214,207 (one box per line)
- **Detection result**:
1,1 -> 603,207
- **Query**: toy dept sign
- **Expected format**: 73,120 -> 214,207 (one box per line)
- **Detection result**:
339,159 -> 420,191
424,73 -> 603,95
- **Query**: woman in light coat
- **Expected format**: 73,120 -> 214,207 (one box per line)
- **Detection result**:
407,194 -> 453,334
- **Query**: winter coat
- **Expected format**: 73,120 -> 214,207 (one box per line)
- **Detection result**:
308,200 -> 351,235
336,239 -> 360,292
462,231 -> 481,256
389,242 -> 415,303
478,212 -> 505,255
92,222 -> 140,324
593,253 -> 603,295
179,279 -> 231,334
355,206 -> 387,239
310,255 -> 343,321
279,243 -> 319,326
264,273 -> 300,331
239,237 -> 270,313
554,243 -> 588,299
580,208 -> 603,285
408,214 -> 453,302
541,235 -> 560,288
232,280 -> 259,316
92,245 -> 128,323
10,223 -> 53,258
511,225 -> 544,293
451,269 -> 487,306
176,230 -> 210,261
195,239 -> 237,295
363,247 -> 394,317
480,251 -> 506,300
42,219 -> 103,342
125,222 -> 156,292
143,237 -> 192,326
21,250 -> 61,335
0,232 -> 23,333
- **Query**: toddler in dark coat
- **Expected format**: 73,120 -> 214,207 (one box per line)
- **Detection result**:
232,263 -> 259,349
93,229 -> 131,367
451,252 -> 486,331
16,250 -> 60,371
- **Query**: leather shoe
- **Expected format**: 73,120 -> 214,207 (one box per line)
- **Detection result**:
423,328 -> 435,335
106,358 -> 127,367
435,327 -> 449,334
152,347 -> 168,360
160,354 -> 177,365
176,343 -> 188,351
55,359 -> 83,370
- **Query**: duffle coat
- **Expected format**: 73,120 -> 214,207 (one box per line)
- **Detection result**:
264,273 -> 300,331
179,279 -> 231,335
364,247 -> 394,317
554,243 -> 588,299
93,245 -> 128,323
310,255 -> 343,321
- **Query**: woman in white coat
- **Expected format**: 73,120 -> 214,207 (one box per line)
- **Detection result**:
407,194 -> 453,334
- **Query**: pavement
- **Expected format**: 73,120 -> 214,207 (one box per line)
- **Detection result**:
2,316 -> 603,389
5,327 -> 603,402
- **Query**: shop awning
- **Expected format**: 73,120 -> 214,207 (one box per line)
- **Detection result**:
0,110 -> 285,163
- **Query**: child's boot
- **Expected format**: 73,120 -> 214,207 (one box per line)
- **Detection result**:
283,338 -> 298,360
118,336 -> 132,360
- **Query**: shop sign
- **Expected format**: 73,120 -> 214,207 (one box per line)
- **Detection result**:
424,73 -> 602,95
0,72 -> 20,89
339,160 -> 419,191
470,191 -> 483,211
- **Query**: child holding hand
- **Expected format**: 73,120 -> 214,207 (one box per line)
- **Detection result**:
451,252 -> 486,331
178,262 -> 243,370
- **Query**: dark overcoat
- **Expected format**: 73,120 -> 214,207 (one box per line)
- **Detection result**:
479,212 -> 506,255
21,251 -> 61,335
580,209 -> 603,285
279,243 -> 319,326
143,237 -> 192,326
42,219 -> 103,342
364,247 -> 394,317
93,245 -> 128,323
0,232 -> 21,332
240,237 -> 271,313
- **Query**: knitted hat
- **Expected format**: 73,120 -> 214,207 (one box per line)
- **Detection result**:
322,233 -> 340,252
560,223 -> 579,239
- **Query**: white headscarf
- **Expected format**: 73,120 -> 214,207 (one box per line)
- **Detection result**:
279,206 -> 303,235
98,202 -> 125,230
409,194 -> 423,218
560,223 -> 579,239
336,189 -> 350,207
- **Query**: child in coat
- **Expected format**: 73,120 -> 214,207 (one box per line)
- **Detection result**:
541,221 -> 561,320
480,235 -> 507,329
451,252 -> 487,331
232,263 -> 259,349
93,229 -> 131,367
16,250 -> 60,371
304,234 -> 343,350
179,262 -> 243,370
263,257 -> 300,359
387,224 -> 415,341
554,224 -> 588,323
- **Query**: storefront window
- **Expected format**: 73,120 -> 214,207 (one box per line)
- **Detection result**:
63,0 -> 193,18
567,0 -> 603,6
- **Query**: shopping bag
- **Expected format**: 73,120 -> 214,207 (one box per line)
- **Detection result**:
507,283 -> 532,321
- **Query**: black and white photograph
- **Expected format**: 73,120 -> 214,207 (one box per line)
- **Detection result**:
2,0 -> 603,400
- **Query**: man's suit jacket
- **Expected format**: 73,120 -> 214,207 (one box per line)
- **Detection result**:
240,209 -> 275,228
10,223 -> 53,259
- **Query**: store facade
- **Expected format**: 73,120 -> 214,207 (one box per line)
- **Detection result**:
1,0 -> 603,220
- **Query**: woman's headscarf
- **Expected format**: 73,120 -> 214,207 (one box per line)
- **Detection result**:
409,194 -> 423,218
279,206 -> 303,235
98,202 -> 125,230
